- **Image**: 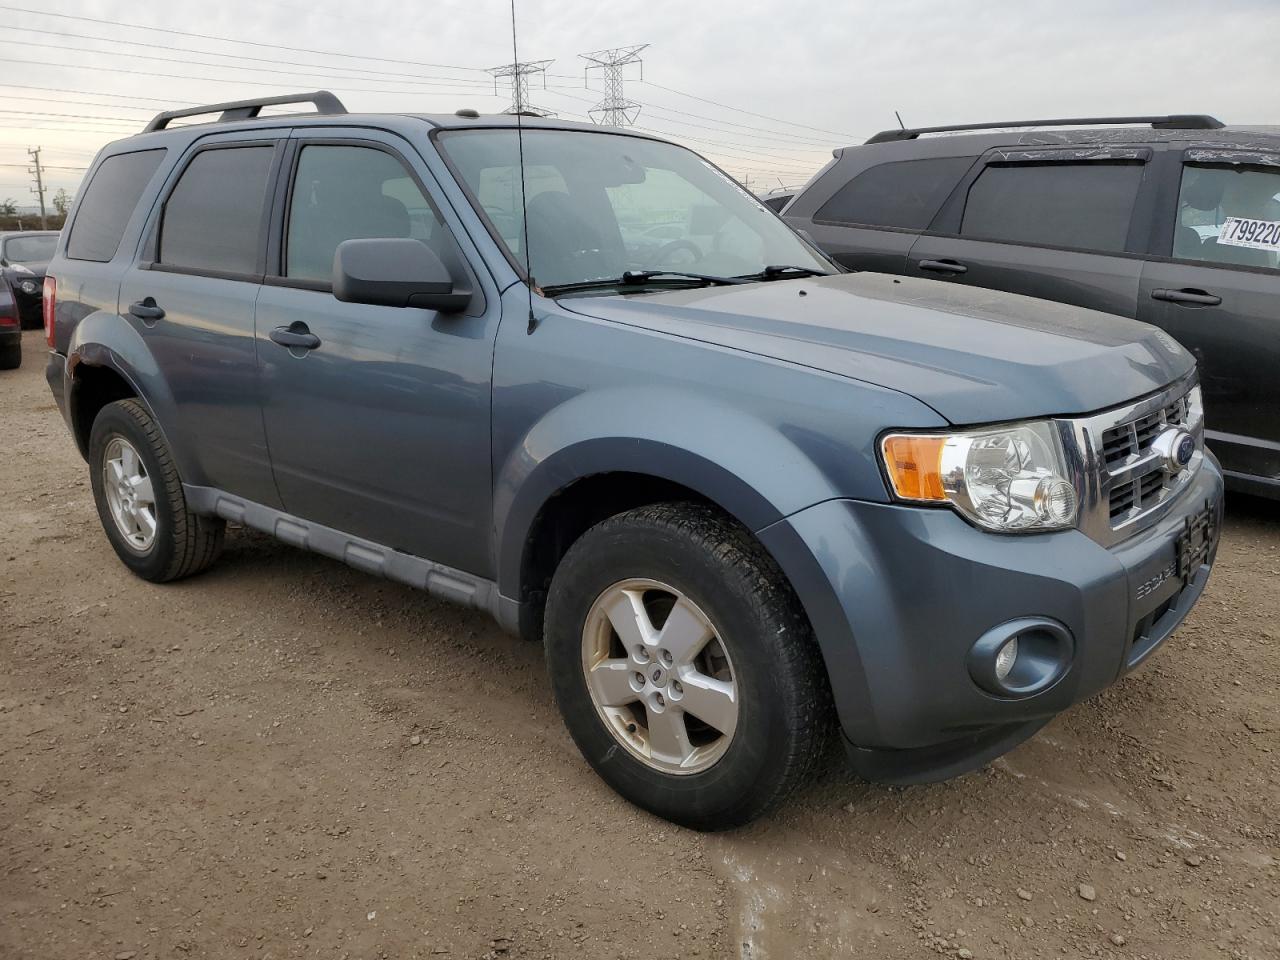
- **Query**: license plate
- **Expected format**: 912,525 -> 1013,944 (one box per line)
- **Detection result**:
1176,498 -> 1218,587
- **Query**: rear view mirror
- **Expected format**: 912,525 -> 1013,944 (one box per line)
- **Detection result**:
333,238 -> 470,312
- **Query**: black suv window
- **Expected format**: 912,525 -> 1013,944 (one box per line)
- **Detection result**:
960,161 -> 1143,253
65,149 -> 165,262
1174,163 -> 1280,271
815,157 -> 974,229
285,144 -> 443,283
159,146 -> 274,276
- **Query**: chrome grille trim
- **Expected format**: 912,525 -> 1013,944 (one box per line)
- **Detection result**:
1055,374 -> 1204,548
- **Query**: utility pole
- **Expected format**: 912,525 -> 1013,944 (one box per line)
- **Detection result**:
487,59 -> 556,117
579,44 -> 648,127
28,146 -> 47,229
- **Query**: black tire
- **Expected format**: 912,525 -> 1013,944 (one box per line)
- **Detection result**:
0,341 -> 19,370
88,398 -> 224,582
544,502 -> 832,830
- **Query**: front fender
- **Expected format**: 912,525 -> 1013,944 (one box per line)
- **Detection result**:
496,385 -> 861,598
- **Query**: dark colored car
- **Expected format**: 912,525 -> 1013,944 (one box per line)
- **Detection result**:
1,230 -> 59,329
784,115 -> 1280,499
0,277 -> 19,369
43,93 -> 1222,828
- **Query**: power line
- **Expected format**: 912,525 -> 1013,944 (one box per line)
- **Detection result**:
4,25 -> 498,87
0,5 -> 490,74
0,39 -> 496,92
0,81 -> 198,107
642,80 -> 857,140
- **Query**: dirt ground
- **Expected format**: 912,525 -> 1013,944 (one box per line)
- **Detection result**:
2,327 -> 1277,960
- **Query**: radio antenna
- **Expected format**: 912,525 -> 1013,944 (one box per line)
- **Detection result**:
509,0 -> 539,334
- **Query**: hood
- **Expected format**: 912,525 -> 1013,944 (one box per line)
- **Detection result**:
558,272 -> 1193,425
3,261 -> 48,282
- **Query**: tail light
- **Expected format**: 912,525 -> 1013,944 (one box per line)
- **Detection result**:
43,275 -> 56,348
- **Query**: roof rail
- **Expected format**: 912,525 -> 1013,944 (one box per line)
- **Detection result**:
142,91 -> 347,133
865,115 -> 1225,144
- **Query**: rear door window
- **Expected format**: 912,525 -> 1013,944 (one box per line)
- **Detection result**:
65,149 -> 166,262
814,157 -> 975,229
158,146 -> 275,276
959,161 -> 1144,253
1174,163 -> 1280,270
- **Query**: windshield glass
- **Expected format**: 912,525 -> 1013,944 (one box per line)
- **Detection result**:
438,129 -> 830,289
4,234 -> 57,263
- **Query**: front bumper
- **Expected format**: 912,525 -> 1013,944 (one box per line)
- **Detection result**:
758,455 -> 1223,781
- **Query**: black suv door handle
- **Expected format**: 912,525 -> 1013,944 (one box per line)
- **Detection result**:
1152,288 -> 1222,307
128,298 -> 165,321
918,258 -> 968,275
269,323 -> 321,350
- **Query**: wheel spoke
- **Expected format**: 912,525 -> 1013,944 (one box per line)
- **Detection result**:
646,707 -> 693,766
587,658 -> 640,707
603,588 -> 655,651
678,672 -> 738,738
130,474 -> 154,505
135,508 -> 157,539
108,458 -> 125,484
656,597 -> 712,665
120,444 -> 139,479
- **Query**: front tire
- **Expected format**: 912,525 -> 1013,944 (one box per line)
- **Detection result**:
544,503 -> 831,830
88,398 -> 224,582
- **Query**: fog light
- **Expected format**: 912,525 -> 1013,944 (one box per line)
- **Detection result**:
994,637 -> 1019,681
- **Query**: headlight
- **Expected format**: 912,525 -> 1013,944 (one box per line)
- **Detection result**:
19,279 -> 39,295
880,421 -> 1078,532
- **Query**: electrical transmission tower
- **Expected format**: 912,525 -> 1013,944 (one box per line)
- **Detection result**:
487,59 -> 556,117
580,44 -> 649,127
27,146 -> 47,229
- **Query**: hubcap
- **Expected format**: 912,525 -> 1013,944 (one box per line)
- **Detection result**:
102,437 -> 157,553
581,579 -> 738,775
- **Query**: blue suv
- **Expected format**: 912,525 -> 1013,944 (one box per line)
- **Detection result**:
43,93 -> 1223,828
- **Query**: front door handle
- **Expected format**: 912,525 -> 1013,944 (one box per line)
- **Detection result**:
269,323 -> 321,350
1152,288 -> 1222,307
128,298 -> 165,321
918,258 -> 968,275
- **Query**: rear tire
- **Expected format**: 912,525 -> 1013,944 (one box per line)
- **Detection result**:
88,398 -> 224,582
544,502 -> 831,830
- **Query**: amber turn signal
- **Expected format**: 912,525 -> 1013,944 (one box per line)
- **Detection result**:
880,434 -> 947,502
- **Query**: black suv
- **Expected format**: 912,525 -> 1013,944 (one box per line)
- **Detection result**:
784,115 -> 1280,499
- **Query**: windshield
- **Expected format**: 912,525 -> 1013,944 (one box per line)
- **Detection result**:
4,234 -> 57,263
438,128 -> 831,290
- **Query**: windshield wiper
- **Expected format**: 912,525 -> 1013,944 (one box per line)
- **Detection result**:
541,270 -> 746,296
737,264 -> 831,280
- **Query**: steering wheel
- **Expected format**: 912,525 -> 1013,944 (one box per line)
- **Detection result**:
651,239 -> 704,269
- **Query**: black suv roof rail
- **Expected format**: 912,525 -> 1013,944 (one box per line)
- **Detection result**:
865,114 -> 1225,144
142,91 -> 348,133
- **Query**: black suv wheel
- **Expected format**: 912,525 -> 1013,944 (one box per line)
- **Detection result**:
544,503 -> 832,830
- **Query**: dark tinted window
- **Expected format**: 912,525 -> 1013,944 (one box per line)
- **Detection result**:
4,234 -> 57,262
814,156 -> 974,229
763,195 -> 791,213
286,145 -> 441,282
159,146 -> 274,275
960,162 -> 1143,252
65,149 -> 165,262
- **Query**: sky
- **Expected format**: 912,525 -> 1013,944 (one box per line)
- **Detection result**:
1,0 -> 1277,213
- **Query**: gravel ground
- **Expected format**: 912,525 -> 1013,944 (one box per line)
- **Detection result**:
2,328 -> 1277,960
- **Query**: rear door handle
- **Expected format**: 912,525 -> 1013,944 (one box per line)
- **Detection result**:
918,258 -> 968,275
1152,288 -> 1221,306
128,298 -> 165,321
269,323 -> 321,350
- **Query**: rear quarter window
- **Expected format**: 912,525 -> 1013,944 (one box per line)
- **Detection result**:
814,156 -> 975,229
65,149 -> 166,262
959,161 -> 1144,253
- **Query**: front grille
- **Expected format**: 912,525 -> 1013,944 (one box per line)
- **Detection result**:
1101,386 -> 1199,526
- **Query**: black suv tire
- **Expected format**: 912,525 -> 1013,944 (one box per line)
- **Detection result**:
544,502 -> 832,830
88,399 -> 225,582
0,340 -> 19,370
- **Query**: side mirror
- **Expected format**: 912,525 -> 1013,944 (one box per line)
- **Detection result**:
332,238 -> 470,312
